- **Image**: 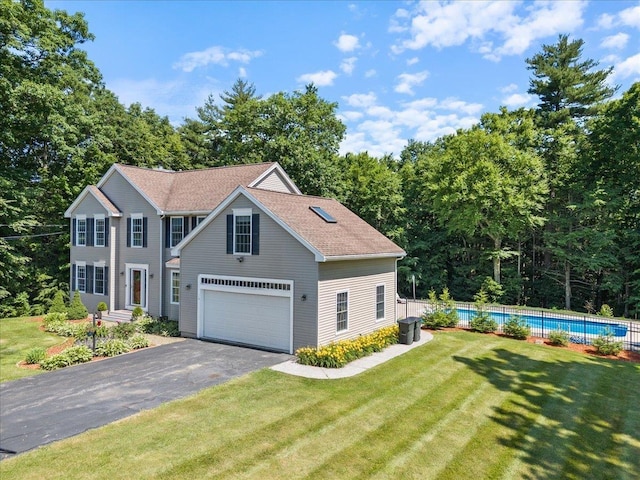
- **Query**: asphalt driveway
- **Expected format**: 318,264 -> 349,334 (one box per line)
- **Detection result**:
0,339 -> 290,459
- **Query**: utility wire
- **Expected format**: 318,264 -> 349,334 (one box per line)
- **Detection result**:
1,232 -> 65,240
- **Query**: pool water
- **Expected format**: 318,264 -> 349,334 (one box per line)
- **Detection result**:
456,308 -> 628,337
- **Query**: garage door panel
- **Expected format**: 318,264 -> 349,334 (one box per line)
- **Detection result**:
202,290 -> 290,352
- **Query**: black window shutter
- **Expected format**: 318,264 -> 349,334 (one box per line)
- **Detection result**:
87,218 -> 94,247
191,216 -> 197,230
126,218 -> 131,247
252,214 -> 260,255
87,266 -> 94,293
72,264 -> 76,290
72,219 -> 76,246
165,217 -> 170,248
104,267 -> 109,296
226,214 -> 233,254
183,216 -> 189,237
104,218 -> 109,247
142,217 -> 148,247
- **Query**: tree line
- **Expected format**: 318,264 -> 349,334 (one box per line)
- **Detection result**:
1,1 -> 638,317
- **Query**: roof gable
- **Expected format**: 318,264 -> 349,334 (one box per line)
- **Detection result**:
173,187 -> 405,261
64,186 -> 122,218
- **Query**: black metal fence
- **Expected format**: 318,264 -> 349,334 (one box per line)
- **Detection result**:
399,299 -> 640,352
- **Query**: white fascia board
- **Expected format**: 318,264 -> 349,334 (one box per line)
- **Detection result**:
322,252 -> 406,262
249,163 -> 302,195
64,186 -> 122,218
98,164 -> 164,215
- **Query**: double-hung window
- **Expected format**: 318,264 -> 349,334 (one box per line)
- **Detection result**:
376,285 -> 385,320
336,291 -> 348,332
94,265 -> 105,295
131,214 -> 143,248
171,271 -> 180,304
94,216 -> 105,247
170,217 -> 184,248
76,263 -> 86,293
234,209 -> 252,254
76,216 -> 87,246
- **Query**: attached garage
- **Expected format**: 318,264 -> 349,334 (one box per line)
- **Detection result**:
198,275 -> 293,353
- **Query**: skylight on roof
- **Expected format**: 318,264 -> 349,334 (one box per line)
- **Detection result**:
310,206 -> 337,223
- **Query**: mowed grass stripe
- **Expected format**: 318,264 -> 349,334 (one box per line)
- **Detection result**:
161,338 -> 495,479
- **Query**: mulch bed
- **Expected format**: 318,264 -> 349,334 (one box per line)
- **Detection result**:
428,326 -> 640,364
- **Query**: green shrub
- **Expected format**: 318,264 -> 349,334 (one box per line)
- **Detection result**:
43,313 -> 88,338
592,328 -> 623,356
597,304 -> 614,317
128,334 -> 150,350
48,290 -> 68,314
43,312 -> 68,330
296,325 -> 399,368
112,322 -> 137,340
131,306 -> 145,320
422,288 -> 458,329
134,316 -> 180,337
548,329 -> 570,347
469,289 -> 497,333
25,347 -> 46,365
67,290 -> 88,320
96,301 -> 108,312
40,346 -> 93,370
96,339 -> 131,357
503,315 -> 531,340
481,277 -> 504,303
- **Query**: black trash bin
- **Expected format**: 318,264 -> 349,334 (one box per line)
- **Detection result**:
406,316 -> 421,341
398,317 -> 414,345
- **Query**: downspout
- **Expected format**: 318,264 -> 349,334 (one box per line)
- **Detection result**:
159,214 -> 164,317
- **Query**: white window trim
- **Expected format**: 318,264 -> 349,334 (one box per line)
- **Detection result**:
233,208 -> 252,255
75,261 -> 86,293
170,216 -> 184,248
94,214 -> 105,247
170,271 -> 180,305
196,215 -> 206,225
336,290 -> 349,333
376,284 -> 386,322
93,263 -> 106,295
131,213 -> 143,248
76,215 -> 87,247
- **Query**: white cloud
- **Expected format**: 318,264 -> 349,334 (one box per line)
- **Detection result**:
364,69 -> 377,78
500,83 -> 518,93
340,57 -> 357,75
334,33 -> 360,52
615,53 -> 640,79
600,33 -> 629,50
597,13 -> 616,29
391,1 -> 587,61
339,110 -> 364,122
502,93 -> 533,107
438,97 -> 483,115
407,57 -> 419,66
343,92 -> 377,108
394,71 -> 429,95
238,67 -> 247,78
296,70 -> 338,86
620,5 -> 640,28
173,46 -> 262,72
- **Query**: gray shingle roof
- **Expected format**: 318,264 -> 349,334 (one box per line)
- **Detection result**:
246,188 -> 405,258
115,163 -> 276,213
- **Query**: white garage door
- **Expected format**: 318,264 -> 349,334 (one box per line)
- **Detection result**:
200,277 -> 292,353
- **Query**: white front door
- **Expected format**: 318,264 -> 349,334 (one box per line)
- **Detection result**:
126,264 -> 148,310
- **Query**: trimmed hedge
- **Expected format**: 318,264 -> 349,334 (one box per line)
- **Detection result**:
296,325 -> 399,368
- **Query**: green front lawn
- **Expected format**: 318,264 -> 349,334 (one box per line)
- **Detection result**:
0,316 -> 66,382
1,331 -> 638,479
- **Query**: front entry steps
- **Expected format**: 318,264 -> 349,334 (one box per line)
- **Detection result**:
101,309 -> 133,323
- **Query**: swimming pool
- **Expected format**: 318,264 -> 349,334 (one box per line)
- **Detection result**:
456,308 -> 628,337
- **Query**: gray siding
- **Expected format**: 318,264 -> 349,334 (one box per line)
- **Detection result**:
68,195 -> 113,313
253,170 -> 296,193
179,196 -> 318,350
317,258 -> 398,346
101,173 -> 163,316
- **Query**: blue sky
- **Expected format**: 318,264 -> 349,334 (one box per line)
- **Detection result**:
48,1 -> 640,158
